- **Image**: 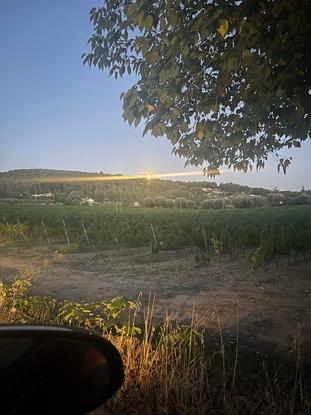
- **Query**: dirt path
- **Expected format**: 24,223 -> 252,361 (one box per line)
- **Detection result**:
1,245 -> 310,354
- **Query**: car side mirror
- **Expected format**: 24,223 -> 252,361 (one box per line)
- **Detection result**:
0,325 -> 124,415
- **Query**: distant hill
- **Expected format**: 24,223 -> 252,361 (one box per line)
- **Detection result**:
0,168 -> 308,207
0,169 -> 120,182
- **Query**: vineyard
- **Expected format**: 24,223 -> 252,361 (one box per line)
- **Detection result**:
1,203 -> 311,268
1,202 -> 311,415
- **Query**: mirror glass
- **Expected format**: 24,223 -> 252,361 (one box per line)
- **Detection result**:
0,332 -> 120,414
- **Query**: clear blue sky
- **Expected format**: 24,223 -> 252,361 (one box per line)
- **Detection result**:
0,0 -> 310,190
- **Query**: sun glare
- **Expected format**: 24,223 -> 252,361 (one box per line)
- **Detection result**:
24,169 -> 220,184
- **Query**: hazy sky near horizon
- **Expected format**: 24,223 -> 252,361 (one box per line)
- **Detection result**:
0,0 -> 310,191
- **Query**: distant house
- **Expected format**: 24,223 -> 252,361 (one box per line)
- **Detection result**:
81,197 -> 95,206
32,192 -> 53,198
201,187 -> 224,195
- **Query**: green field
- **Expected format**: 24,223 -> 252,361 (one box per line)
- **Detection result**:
1,203 -> 311,267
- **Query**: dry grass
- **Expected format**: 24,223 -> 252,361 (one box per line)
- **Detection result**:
107,295 -> 209,414
0,281 -> 310,415
105,296 -> 310,415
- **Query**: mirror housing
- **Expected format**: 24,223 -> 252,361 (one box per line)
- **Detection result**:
0,325 -> 124,415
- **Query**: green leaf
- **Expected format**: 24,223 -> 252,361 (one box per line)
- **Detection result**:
159,91 -> 168,104
128,92 -> 138,108
181,45 -> 189,56
159,16 -> 166,31
197,131 -> 204,140
144,15 -> 154,32
226,57 -> 238,71
243,49 -> 253,57
149,49 -> 159,64
138,11 -> 145,28
180,122 -> 189,133
127,4 -> 136,18
276,88 -> 284,97
168,12 -> 179,28
152,123 -> 166,137
170,64 -> 180,78
171,108 -> 181,119
152,124 -> 162,137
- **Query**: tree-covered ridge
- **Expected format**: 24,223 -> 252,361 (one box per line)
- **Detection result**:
0,169 -> 120,181
0,169 -> 310,207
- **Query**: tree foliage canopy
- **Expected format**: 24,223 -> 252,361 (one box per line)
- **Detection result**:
83,0 -> 311,174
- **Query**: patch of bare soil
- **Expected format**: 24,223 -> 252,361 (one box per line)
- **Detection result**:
1,245 -> 311,354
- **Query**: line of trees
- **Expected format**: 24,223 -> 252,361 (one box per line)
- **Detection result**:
1,170 -> 310,208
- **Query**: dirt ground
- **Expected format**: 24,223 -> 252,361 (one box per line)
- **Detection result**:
0,244 -> 311,355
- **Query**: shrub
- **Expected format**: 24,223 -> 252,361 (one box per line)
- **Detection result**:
70,199 -> 81,206
0,278 -> 140,335
142,197 -> 155,207
93,189 -> 106,202
174,197 -> 189,209
0,222 -> 29,240
66,190 -> 84,203
268,193 -> 287,205
231,195 -> 267,208
103,200 -> 113,206
231,195 -> 254,208
186,200 -> 197,209
200,198 -> 224,209
251,195 -> 268,207
162,198 -> 174,208
153,196 -> 166,207
55,192 -> 68,203
165,189 -> 195,200
292,193 -> 311,205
